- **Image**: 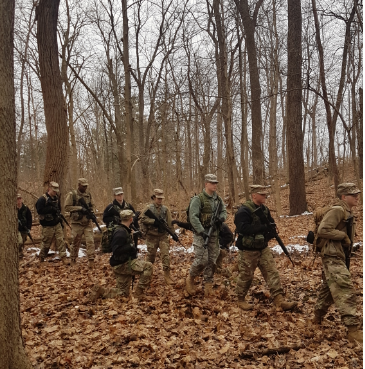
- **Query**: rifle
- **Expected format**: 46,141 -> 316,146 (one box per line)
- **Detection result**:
78,197 -> 102,233
344,215 -> 354,270
253,207 -> 295,267
46,197 -> 72,230
18,219 -> 36,247
204,199 -> 223,248
144,208 -> 182,245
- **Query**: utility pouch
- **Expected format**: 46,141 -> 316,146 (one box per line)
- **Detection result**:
71,211 -> 83,221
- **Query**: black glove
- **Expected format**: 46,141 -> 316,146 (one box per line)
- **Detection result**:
81,207 -> 89,214
199,232 -> 209,241
266,223 -> 277,240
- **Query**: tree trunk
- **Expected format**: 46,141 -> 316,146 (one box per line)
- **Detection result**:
287,0 -> 307,215
0,0 -> 32,367
234,0 -> 264,184
357,87 -> 363,179
36,0 -> 69,193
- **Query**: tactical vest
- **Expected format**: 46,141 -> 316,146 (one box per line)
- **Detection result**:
70,190 -> 92,221
194,192 -> 222,229
38,194 -> 59,222
239,200 -> 269,250
113,200 -> 130,215
140,204 -> 168,235
18,204 -> 28,226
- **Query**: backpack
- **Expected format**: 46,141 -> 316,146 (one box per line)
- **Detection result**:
307,204 -> 345,251
101,223 -> 121,253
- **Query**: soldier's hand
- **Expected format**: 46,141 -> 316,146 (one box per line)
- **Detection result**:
172,220 -> 179,225
342,235 -> 352,248
81,207 -> 88,214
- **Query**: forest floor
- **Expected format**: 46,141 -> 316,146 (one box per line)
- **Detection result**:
20,174 -> 363,369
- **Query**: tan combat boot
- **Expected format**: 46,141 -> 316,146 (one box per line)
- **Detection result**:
134,286 -> 147,301
347,325 -> 363,343
204,283 -> 214,297
273,294 -> 297,311
61,257 -> 70,266
70,259 -> 76,267
88,260 -> 95,270
237,297 -> 253,311
164,270 -> 175,285
185,275 -> 197,295
311,311 -> 323,325
89,285 -> 105,302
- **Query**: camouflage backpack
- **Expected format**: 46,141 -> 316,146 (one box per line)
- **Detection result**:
307,204 -> 346,251
101,223 -> 121,253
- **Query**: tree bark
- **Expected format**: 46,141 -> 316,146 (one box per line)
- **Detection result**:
0,0 -> 32,367
36,0 -> 69,192
287,0 -> 307,215
234,0 -> 264,184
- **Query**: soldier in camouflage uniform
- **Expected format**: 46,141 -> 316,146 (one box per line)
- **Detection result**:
313,183 -> 362,343
185,174 -> 227,297
64,178 -> 96,269
102,187 -> 137,227
35,182 -> 69,265
17,193 -> 32,259
89,210 -> 153,301
140,189 -> 175,285
234,185 -> 296,311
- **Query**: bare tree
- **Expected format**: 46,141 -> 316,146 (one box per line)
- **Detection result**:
287,0 -> 307,215
36,0 -> 69,191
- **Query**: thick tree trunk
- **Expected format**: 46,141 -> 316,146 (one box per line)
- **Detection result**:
287,0 -> 307,215
36,0 -> 68,192
0,1 -> 32,367
234,0 -> 264,184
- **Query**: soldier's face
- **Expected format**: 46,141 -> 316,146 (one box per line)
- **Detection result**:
205,182 -> 218,193
115,194 -> 124,203
252,193 -> 267,205
48,188 -> 58,197
155,197 -> 163,205
78,184 -> 87,193
344,193 -> 359,208
17,197 -> 22,207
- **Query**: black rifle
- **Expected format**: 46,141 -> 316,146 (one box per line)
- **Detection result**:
344,215 -> 354,270
18,219 -> 36,247
204,199 -> 223,248
79,197 -> 102,233
253,207 -> 295,267
144,209 -> 182,245
46,197 -> 72,230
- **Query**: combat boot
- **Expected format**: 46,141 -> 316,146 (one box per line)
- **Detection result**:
311,311 -> 323,325
185,275 -> 197,295
134,286 -> 150,301
237,297 -> 253,311
88,260 -> 95,270
164,270 -> 175,285
204,283 -> 214,297
70,259 -> 76,267
89,285 -> 105,302
273,294 -> 297,311
61,257 -> 70,266
347,325 -> 363,343
39,256 -> 45,263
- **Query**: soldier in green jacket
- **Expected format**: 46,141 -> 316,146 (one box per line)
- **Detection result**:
185,174 -> 227,297
313,183 -> 362,343
140,189 -> 175,285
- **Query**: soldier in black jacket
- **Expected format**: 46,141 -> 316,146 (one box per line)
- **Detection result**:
89,210 -> 153,302
35,182 -> 69,265
17,193 -> 32,258
102,187 -> 137,228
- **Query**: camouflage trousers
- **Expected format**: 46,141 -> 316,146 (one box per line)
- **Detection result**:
203,248 -> 228,280
314,256 -> 359,326
236,247 -> 283,299
146,234 -> 170,271
101,259 -> 153,298
70,222 -> 95,261
189,233 -> 219,283
18,232 -> 27,258
39,223 -> 66,259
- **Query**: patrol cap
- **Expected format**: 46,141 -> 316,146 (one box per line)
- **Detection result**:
205,174 -> 219,183
154,189 -> 165,199
337,183 -> 361,196
17,193 -> 22,198
120,209 -> 135,221
49,181 -> 60,193
78,178 -> 89,186
113,187 -> 124,195
250,185 -> 269,195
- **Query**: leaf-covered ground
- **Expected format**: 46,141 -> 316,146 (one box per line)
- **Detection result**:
20,176 -> 363,368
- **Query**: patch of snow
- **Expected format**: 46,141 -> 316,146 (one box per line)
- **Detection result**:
271,244 -> 309,255
93,224 -> 106,233
28,247 -> 87,258
280,211 -> 313,218
289,235 -> 307,239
